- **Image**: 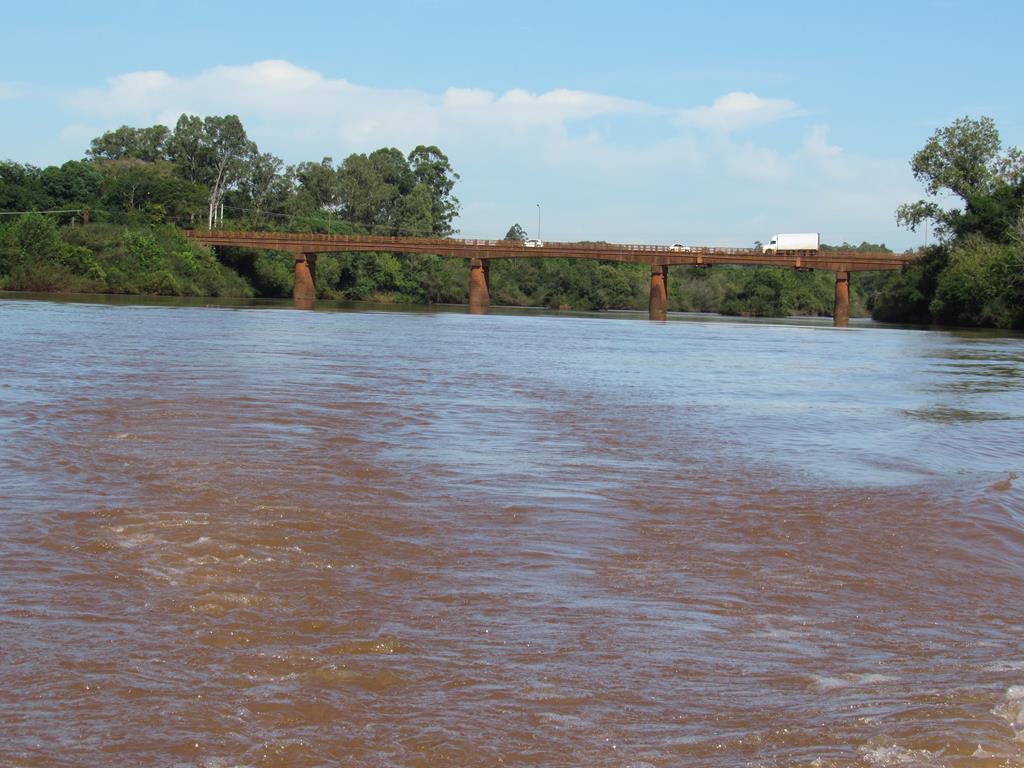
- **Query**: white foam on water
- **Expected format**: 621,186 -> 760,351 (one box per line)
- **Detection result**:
109,526 -> 157,549
992,685 -> 1024,739
859,743 -> 949,766
537,712 -> 588,729
971,744 -> 996,759
813,675 -> 851,691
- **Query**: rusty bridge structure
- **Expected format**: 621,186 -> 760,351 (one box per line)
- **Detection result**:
184,230 -> 916,326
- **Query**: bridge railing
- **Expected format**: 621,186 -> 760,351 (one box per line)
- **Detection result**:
185,229 -> 912,265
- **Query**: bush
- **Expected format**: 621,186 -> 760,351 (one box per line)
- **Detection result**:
139,269 -> 182,296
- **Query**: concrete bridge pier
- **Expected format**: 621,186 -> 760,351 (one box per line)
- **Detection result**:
469,258 -> 490,314
294,252 -> 318,305
649,264 -> 669,321
833,271 -> 850,328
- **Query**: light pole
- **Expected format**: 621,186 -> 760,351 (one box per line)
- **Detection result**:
536,203 -> 541,241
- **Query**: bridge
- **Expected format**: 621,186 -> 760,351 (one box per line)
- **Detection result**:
184,230 -> 916,326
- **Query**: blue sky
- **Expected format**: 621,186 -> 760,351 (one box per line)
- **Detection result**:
2,0 -> 1021,249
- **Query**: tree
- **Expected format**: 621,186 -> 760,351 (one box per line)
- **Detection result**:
94,159 -> 205,221
395,184 -> 435,237
0,162 -> 47,211
39,161 -> 104,207
896,116 -> 1024,237
167,114 -> 255,228
166,115 -> 207,185
408,145 -> 460,235
87,125 -> 170,162
504,223 -> 528,241
237,152 -> 286,226
200,115 -> 255,229
337,148 -> 414,234
292,157 -> 341,214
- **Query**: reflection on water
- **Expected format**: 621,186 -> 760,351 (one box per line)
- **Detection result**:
1,295 -> 1022,767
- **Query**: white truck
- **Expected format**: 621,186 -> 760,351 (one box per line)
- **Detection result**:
762,233 -> 819,254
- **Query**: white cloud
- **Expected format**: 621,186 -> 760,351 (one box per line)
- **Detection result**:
0,82 -> 20,100
69,60 -> 652,146
675,91 -> 801,133
804,124 -> 842,157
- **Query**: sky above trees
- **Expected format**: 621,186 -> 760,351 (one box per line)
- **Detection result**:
1,0 -> 1021,249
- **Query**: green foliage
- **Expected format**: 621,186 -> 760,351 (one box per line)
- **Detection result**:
12,211 -> 65,259
123,230 -> 166,271
0,212 -> 105,292
0,219 -> 253,298
88,124 -> 170,162
0,162 -> 48,211
896,116 -> 1024,237
251,252 -> 294,296
504,223 -> 528,241
39,161 -> 104,207
331,146 -> 460,237
139,269 -> 182,296
869,247 -> 948,324
61,245 -> 107,281
820,241 -> 891,253
408,145 -> 460,235
94,159 -> 207,221
883,115 -> 1024,328
953,184 -> 1024,243
717,267 -> 835,318
929,236 -> 1024,328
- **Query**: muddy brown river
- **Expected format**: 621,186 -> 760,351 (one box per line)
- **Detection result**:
1,296 -> 1022,767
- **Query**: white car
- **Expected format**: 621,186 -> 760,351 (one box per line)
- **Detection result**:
670,243 -> 692,252
523,239 -> 544,248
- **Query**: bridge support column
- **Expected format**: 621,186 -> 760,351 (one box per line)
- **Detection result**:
834,271 -> 850,328
649,264 -> 668,321
469,258 -> 489,314
294,253 -> 317,305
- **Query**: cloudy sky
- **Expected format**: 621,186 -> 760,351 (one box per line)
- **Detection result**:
2,0 -> 1021,250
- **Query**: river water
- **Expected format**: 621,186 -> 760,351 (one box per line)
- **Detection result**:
1,296 -> 1023,767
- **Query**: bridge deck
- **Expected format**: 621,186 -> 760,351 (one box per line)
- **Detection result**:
184,230 -> 913,272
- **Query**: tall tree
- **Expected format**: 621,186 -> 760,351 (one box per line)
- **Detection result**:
237,152 -> 286,226
167,114 -> 255,228
39,161 -> 104,206
897,116 -> 1024,238
292,157 -> 342,214
408,145 -> 460,235
0,162 -> 47,211
166,115 -> 208,185
504,223 -> 528,241
87,125 -> 170,162
338,149 -> 414,234
199,115 -> 256,229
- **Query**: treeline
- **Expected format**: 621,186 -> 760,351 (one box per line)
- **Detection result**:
870,116 -> 1024,329
0,113 -> 465,299
1,114 -> 460,235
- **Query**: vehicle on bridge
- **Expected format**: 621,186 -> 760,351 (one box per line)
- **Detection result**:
524,239 -> 544,248
670,243 -> 693,252
763,233 -> 820,254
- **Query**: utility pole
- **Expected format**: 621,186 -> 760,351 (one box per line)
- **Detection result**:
536,203 -> 541,241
